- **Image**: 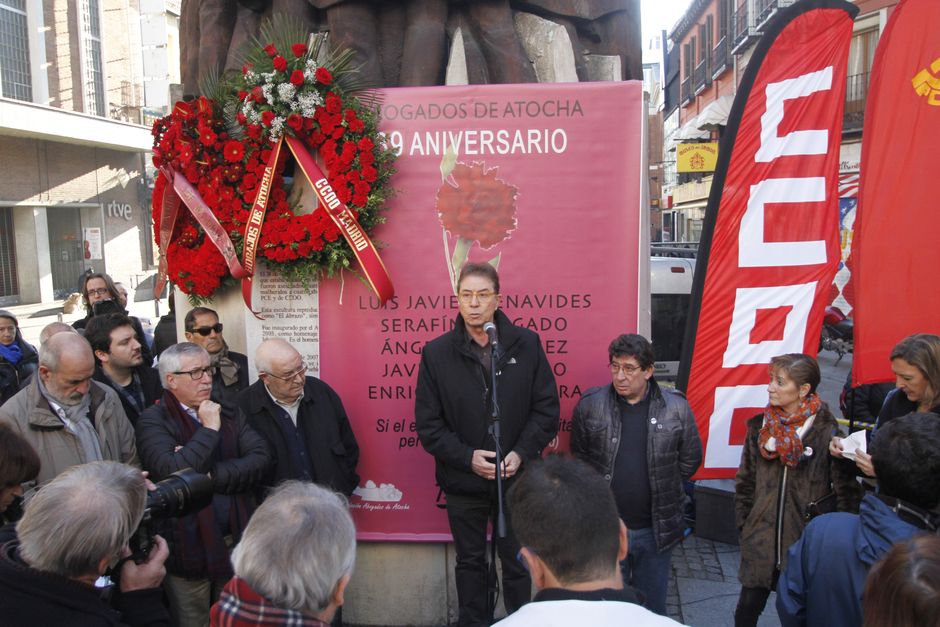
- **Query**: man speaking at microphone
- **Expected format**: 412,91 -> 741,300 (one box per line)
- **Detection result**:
416,263 -> 560,627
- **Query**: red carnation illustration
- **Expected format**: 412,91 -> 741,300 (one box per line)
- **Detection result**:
435,158 -> 518,292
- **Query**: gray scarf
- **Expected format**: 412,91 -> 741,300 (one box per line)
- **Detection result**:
38,378 -> 102,463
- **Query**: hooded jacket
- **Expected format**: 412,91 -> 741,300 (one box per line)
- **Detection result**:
0,376 -> 139,488
775,493 -> 925,627
415,310 -> 560,496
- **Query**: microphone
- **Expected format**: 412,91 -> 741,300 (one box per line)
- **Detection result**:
483,322 -> 498,347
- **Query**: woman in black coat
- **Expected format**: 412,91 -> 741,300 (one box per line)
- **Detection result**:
0,311 -> 38,406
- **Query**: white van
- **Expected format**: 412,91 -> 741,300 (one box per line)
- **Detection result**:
650,256 -> 696,381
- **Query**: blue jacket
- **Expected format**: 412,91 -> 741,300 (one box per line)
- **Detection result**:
776,493 -> 922,627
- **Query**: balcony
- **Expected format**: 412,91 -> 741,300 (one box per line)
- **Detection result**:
681,76 -> 692,106
755,0 -> 777,28
843,72 -> 869,133
712,37 -> 730,79
732,5 -> 759,54
693,59 -> 710,95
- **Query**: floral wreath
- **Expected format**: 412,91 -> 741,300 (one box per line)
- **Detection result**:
151,18 -> 396,301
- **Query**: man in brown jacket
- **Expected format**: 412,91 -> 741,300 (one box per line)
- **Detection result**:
0,333 -> 138,490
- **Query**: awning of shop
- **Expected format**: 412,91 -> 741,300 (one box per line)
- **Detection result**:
669,116 -> 710,150
696,95 -> 734,131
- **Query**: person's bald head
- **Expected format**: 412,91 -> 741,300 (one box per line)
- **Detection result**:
40,322 -> 79,346
256,339 -> 307,404
38,334 -> 95,406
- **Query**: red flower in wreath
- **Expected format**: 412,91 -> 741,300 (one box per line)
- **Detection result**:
286,114 -> 304,132
290,70 -> 305,87
263,44 -> 278,58
273,55 -> 287,72
315,67 -> 332,85
291,43 -> 307,58
223,140 -> 245,163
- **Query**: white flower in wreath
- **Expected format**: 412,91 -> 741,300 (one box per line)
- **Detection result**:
244,70 -> 257,83
262,84 -> 275,106
277,82 -> 296,102
270,116 -> 286,137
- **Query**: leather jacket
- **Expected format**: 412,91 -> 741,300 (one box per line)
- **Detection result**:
571,379 -> 702,551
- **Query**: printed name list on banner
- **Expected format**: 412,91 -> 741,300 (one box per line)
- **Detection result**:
318,83 -> 644,541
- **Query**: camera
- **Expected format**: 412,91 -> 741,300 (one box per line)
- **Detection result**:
92,299 -> 124,317
129,468 -> 213,562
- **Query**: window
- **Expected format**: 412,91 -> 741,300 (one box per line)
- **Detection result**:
81,0 -> 105,116
0,0 -> 31,101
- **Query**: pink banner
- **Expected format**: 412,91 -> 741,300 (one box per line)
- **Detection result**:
318,82 -> 644,540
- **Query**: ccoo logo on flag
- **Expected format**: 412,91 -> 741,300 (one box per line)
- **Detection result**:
912,58 -> 940,105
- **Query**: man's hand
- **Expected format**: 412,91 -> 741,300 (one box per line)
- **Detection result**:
197,400 -> 222,431
471,450 -> 497,480
501,451 -> 522,478
829,436 -> 845,459
119,535 -> 168,593
855,450 -> 876,477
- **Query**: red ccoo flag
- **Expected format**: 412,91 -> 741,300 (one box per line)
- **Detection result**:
677,0 -> 857,479
851,0 -> 940,386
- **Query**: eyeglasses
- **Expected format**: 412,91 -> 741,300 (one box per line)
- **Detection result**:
0,325 -> 15,334
189,323 -> 224,336
458,290 -> 496,304
172,366 -> 217,380
87,287 -> 111,297
609,362 -> 644,376
262,363 -> 309,381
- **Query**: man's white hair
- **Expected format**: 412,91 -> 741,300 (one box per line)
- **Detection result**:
231,481 -> 356,614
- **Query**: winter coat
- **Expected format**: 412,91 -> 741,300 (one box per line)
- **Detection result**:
92,365 -> 162,426
571,380 -> 702,552
734,405 -> 861,589
210,577 -> 330,627
0,540 -> 169,627
874,388 -> 940,433
211,350 -> 250,419
775,493 -> 924,627
0,377 -> 139,488
415,310 -> 560,496
0,311 -> 38,405
237,377 -> 360,497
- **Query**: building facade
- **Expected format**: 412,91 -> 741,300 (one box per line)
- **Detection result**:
660,0 -> 897,254
0,0 -> 179,305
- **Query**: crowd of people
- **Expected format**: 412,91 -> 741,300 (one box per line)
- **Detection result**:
0,266 -> 937,627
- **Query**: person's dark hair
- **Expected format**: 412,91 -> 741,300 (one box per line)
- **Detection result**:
507,455 -> 620,585
184,306 -> 219,332
81,273 -> 120,311
769,353 -> 821,394
456,262 -> 500,294
890,333 -> 940,409
608,333 -> 655,370
84,313 -> 135,356
863,535 -> 940,627
0,423 -> 40,488
871,412 -> 940,509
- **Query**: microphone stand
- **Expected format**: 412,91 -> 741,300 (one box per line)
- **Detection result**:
485,329 -> 505,625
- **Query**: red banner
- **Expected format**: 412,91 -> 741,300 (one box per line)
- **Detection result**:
851,0 -> 940,385
317,82 -> 644,540
677,1 -> 857,479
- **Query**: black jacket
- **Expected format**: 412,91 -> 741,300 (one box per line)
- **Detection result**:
152,312 -> 176,357
237,377 -> 360,497
0,337 -> 38,405
211,351 -> 250,419
93,365 -> 163,426
415,310 -> 560,496
0,540 -> 169,627
571,379 -> 702,552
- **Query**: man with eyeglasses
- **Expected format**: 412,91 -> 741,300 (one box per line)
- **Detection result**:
136,341 -> 270,627
183,307 -> 249,418
571,333 -> 701,616
416,262 -> 560,627
0,332 -> 139,488
73,272 -> 153,365
237,338 -> 360,499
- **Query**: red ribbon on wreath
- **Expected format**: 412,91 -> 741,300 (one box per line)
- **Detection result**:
153,166 -> 248,301
239,135 -> 394,314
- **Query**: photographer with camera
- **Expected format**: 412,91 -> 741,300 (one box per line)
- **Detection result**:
137,342 -> 269,627
0,461 -> 170,626
73,273 -> 153,366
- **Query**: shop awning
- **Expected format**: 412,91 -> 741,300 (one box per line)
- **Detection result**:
696,95 -> 734,131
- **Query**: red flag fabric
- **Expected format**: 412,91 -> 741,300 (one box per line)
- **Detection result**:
677,0 -> 857,479
851,0 -> 940,386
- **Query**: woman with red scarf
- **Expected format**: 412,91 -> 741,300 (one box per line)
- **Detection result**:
732,353 -> 860,627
